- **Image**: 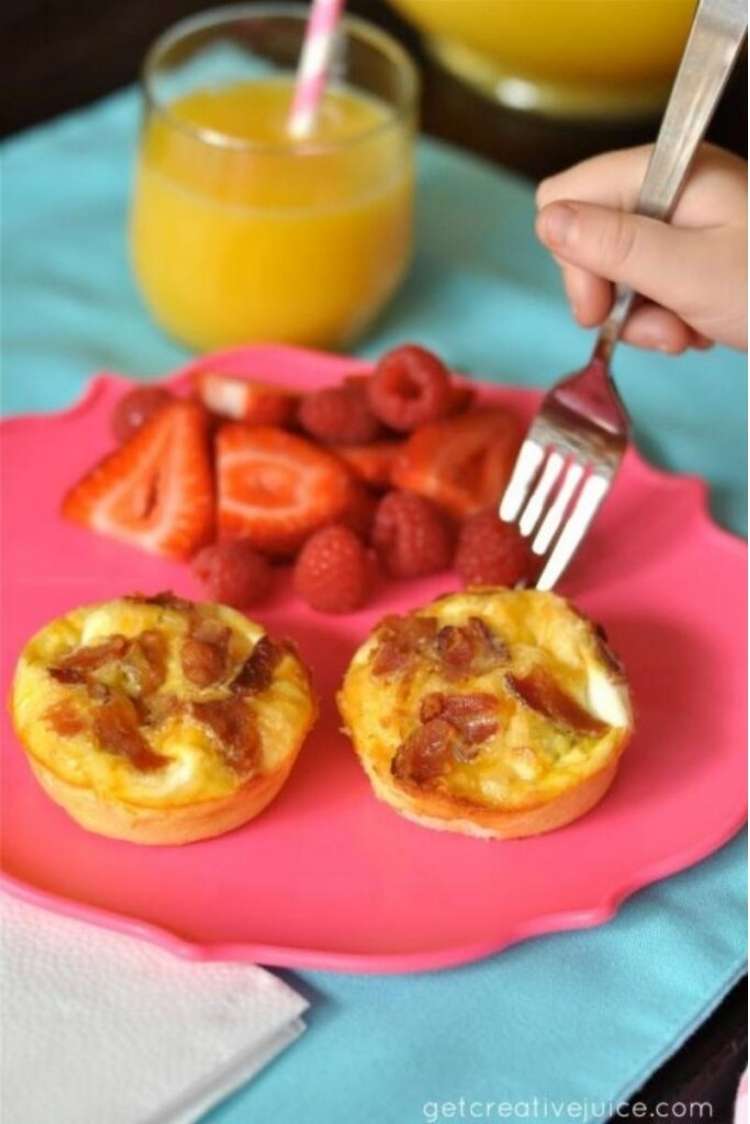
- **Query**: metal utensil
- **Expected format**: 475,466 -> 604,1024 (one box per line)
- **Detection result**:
499,0 -> 747,591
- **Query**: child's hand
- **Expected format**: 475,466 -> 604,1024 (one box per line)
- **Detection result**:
536,143 -> 747,353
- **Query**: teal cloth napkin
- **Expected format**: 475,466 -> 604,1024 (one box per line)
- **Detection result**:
2,88 -> 747,1123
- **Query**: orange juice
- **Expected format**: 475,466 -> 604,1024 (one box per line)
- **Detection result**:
390,0 -> 694,114
131,79 -> 414,351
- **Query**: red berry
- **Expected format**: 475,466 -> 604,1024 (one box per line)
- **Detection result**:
447,383 -> 476,414
298,385 -> 381,445
216,425 -> 353,555
293,524 -> 373,613
455,509 -> 532,588
344,374 -> 373,394
336,440 -> 402,490
111,386 -> 173,443
372,490 -> 453,579
339,485 -> 378,541
192,541 -> 273,608
367,345 -> 452,432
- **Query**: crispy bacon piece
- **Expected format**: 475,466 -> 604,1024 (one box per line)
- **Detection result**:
50,634 -> 129,682
48,666 -> 86,685
232,636 -> 283,694
436,617 -> 508,678
51,628 -> 170,698
127,591 -> 193,612
452,740 -> 484,763
419,690 -> 496,722
418,692 -> 445,723
192,698 -> 260,775
44,699 -> 86,737
418,691 -> 499,761
592,622 -> 626,678
124,630 -> 168,696
442,692 -> 499,745
93,693 -> 166,771
395,690 -> 500,784
506,668 -> 606,736
181,618 -> 231,688
372,614 -> 439,676
466,616 -> 509,658
435,626 -> 474,671
575,612 -> 626,679
392,717 -> 458,784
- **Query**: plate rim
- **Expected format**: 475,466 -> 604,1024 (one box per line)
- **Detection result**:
2,344 -> 747,974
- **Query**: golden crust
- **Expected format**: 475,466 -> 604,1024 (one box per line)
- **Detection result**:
26,751 -> 302,846
357,752 -> 621,840
338,588 -> 633,839
10,596 -> 318,845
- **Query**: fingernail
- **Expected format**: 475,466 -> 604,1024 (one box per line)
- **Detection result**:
539,203 -> 577,248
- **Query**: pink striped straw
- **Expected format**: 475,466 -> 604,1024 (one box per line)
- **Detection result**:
288,0 -> 346,140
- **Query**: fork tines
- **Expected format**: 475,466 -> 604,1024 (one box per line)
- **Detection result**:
500,399 -> 627,591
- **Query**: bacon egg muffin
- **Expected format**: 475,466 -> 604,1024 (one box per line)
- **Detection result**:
10,593 -> 317,845
338,589 -> 632,839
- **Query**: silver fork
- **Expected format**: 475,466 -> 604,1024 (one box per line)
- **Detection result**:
499,0 -> 747,592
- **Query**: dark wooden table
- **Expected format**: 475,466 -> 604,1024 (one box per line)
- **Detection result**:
1,1 -> 747,1118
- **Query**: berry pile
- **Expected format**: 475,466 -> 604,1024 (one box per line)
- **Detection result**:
62,345 -> 532,614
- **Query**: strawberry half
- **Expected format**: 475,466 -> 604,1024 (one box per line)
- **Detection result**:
336,441 -> 403,489
195,371 -> 296,427
217,424 -> 354,555
62,399 -> 214,559
391,408 -> 522,518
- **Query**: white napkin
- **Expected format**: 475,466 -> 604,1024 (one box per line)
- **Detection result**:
0,891 -> 307,1124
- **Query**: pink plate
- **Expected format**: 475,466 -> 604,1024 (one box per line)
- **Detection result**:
1,345 -> 746,973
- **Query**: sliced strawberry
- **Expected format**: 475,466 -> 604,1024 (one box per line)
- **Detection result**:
336,441 -> 403,489
217,424 -> 353,555
391,409 -> 522,518
195,371 -> 296,427
62,400 -> 214,559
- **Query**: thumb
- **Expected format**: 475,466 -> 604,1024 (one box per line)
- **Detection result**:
536,200 -> 699,310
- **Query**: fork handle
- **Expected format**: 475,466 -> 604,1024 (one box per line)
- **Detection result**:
594,0 -> 748,365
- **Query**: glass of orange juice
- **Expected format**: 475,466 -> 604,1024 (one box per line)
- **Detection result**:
130,5 -> 418,352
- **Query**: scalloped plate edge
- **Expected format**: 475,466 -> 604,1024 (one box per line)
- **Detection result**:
1,814 -> 745,974
1,344 -> 747,974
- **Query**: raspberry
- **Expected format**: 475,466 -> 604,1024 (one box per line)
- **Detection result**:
192,541 -> 273,608
111,386 -> 173,443
293,524 -> 373,613
298,385 -> 380,445
372,490 -> 453,579
455,509 -> 532,588
367,345 -> 452,432
339,485 -> 378,541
